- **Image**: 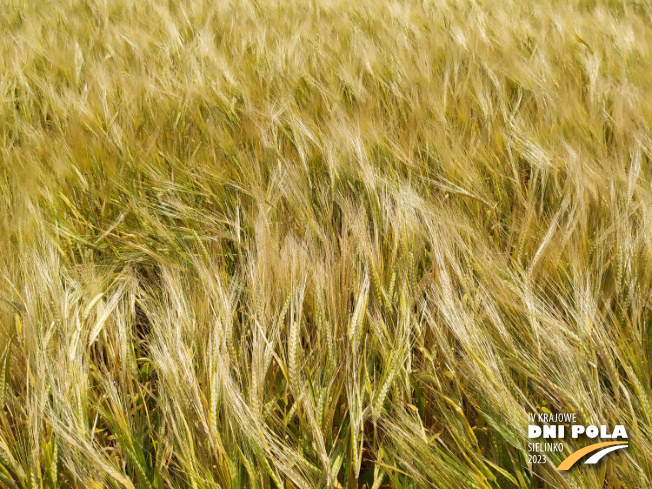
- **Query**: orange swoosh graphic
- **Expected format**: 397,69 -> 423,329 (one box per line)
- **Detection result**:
557,441 -> 628,470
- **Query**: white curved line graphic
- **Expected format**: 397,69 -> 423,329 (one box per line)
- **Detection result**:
584,444 -> 628,465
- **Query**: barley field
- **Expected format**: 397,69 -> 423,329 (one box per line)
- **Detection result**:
1,0 -> 652,488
